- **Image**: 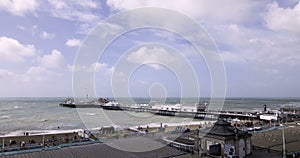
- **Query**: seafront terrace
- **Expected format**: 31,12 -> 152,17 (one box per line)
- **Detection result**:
0,131 -> 92,156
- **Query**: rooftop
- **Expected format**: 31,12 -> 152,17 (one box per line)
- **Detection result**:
199,119 -> 251,138
1,138 -> 186,158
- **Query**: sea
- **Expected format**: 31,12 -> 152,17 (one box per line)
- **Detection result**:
0,97 -> 300,136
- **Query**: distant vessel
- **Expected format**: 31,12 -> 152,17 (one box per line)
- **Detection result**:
59,97 -> 76,108
99,99 -> 122,110
59,89 -> 102,108
59,97 -> 100,108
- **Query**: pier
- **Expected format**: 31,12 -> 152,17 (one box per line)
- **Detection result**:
109,105 -> 259,121
105,103 -> 300,123
60,100 -> 299,122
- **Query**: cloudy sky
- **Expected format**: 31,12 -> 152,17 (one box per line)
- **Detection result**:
0,0 -> 299,97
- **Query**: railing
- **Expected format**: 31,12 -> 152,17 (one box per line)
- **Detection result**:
252,145 -> 281,155
162,137 -> 195,153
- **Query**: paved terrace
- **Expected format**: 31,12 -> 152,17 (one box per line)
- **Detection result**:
1,138 -> 186,158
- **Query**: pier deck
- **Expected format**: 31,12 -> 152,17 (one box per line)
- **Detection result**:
119,106 -> 258,120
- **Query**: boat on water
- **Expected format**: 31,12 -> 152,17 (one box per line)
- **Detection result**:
59,97 -> 123,110
59,97 -> 101,108
59,97 -> 75,107
100,99 -> 123,110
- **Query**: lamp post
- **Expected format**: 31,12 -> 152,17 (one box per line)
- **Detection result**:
2,135 -> 4,152
282,120 -> 286,158
42,122 -> 45,148
2,125 -> 5,152
85,88 -> 88,100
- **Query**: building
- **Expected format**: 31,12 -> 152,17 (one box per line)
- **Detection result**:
1,139 -> 186,158
99,126 -> 115,135
199,119 -> 252,158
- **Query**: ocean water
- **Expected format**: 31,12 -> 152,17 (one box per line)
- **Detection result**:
0,97 -> 299,135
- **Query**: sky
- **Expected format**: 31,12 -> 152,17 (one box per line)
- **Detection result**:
0,0 -> 300,98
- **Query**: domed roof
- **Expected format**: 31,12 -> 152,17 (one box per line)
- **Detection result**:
208,119 -> 238,137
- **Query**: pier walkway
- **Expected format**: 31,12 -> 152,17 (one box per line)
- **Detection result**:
120,106 -> 258,120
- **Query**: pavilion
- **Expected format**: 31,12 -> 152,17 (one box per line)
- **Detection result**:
199,119 -> 252,158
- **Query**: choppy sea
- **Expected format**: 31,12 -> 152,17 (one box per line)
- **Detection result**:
0,97 -> 299,136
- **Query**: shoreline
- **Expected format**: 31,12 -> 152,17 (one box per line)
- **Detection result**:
1,129 -> 82,137
0,121 -> 214,137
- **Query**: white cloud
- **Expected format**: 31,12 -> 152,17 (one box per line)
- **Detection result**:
0,68 -> 17,79
32,25 -> 38,29
137,80 -> 149,85
77,20 -> 123,35
92,62 -> 115,74
65,39 -> 81,47
17,25 -> 26,30
0,36 -> 36,62
0,0 -> 39,16
49,0 -> 97,9
53,9 -> 99,22
220,51 -> 246,64
0,66 -> 69,97
47,0 -> 100,22
264,1 -> 300,35
23,66 -> 61,82
68,62 -> 114,74
30,25 -> 56,39
0,66 -> 60,83
24,66 -> 48,82
73,0 -> 98,9
95,21 -> 123,37
211,24 -> 300,75
40,31 -> 56,39
127,47 -> 181,70
37,49 -> 65,69
107,0 -> 267,24
47,0 -> 66,9
31,25 -> 38,36
77,23 -> 94,35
